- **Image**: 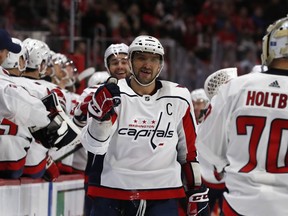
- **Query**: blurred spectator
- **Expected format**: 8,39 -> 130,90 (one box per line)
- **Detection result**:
2,0 -> 288,92
195,1 -> 216,29
80,2 -> 109,40
126,3 -> 141,35
232,6 -> 255,36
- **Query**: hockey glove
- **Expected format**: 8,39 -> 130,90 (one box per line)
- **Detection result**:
43,155 -> 60,182
47,115 -> 69,146
187,185 -> 210,216
73,93 -> 93,127
88,77 -> 121,121
30,115 -> 69,149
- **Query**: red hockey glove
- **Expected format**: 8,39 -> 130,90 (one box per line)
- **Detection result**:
43,156 -> 60,182
187,185 -> 210,216
73,93 -> 93,127
88,77 -> 121,121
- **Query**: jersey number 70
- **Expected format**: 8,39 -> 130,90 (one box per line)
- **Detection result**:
236,116 -> 288,173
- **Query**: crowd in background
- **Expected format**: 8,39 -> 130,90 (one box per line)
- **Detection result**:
1,1 -> 288,215
0,0 -> 287,91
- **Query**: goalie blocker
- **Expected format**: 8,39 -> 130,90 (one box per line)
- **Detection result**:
30,92 -> 81,153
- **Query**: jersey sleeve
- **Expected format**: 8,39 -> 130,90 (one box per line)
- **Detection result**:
176,87 -> 202,189
80,117 -> 113,154
176,88 -> 198,164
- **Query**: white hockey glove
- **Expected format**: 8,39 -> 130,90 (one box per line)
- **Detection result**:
88,77 -> 121,121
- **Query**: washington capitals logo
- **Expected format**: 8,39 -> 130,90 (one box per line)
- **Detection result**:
118,112 -> 174,150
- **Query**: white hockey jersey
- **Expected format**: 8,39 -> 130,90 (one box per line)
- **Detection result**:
0,75 -> 50,177
196,69 -> 288,215
11,76 -> 50,99
9,76 -> 52,177
81,79 -> 198,200
35,79 -> 68,112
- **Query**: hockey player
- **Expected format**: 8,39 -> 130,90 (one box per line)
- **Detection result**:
47,52 -> 81,174
0,72 -> 51,179
0,71 -> 69,180
22,38 -> 67,111
196,15 -> 288,215
2,37 -> 59,180
0,29 -> 21,64
3,38 -> 77,181
190,88 -> 209,124
73,43 -> 130,216
1,37 -> 28,76
73,43 -> 130,128
0,31 -> 65,179
81,35 -> 209,216
103,43 -> 131,79
196,68 -> 237,215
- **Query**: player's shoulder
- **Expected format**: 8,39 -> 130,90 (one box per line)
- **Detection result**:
0,66 -> 10,76
118,78 -> 136,95
160,80 -> 187,89
160,80 -> 191,97
0,74 -> 14,85
118,78 -> 128,87
224,71 -> 278,92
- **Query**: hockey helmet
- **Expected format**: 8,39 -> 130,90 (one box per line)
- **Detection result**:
23,38 -> 50,75
104,43 -> 128,73
128,35 -> 165,86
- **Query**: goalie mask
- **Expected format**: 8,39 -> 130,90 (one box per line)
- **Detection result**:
128,35 -> 165,87
2,38 -> 28,72
204,67 -> 238,100
261,15 -> 288,66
